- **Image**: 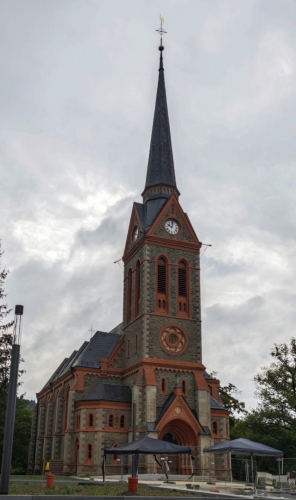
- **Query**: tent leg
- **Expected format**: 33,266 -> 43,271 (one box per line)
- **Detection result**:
251,454 -> 254,492
229,452 -> 232,489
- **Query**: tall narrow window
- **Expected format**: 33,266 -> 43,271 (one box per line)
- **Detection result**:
120,415 -> 125,428
135,260 -> 140,317
88,444 -> 92,459
157,257 -> 168,312
178,261 -> 188,316
108,414 -> 114,428
161,378 -> 166,393
182,380 -> 186,394
212,422 -> 217,435
127,268 -> 132,323
89,413 -> 93,427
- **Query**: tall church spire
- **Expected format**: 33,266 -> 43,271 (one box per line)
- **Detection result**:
142,29 -> 180,204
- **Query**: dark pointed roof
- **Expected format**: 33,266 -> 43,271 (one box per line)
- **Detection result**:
142,50 -> 179,203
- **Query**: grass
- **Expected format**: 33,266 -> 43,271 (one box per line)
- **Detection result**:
9,482 -> 200,496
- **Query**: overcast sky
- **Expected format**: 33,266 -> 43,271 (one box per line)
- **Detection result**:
1,0 -> 296,409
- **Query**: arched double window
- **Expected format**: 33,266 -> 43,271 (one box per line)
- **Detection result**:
135,260 -> 141,317
127,268 -> 132,323
178,260 -> 189,316
157,257 -> 168,312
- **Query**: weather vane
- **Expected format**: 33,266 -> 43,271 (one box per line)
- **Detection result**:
156,14 -> 167,48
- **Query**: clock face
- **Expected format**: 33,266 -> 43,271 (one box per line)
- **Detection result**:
165,220 -> 179,235
132,225 -> 139,242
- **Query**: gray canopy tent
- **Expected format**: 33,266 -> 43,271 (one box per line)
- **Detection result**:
204,438 -> 283,487
103,436 -> 192,482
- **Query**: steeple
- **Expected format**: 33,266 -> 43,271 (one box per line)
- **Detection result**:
142,37 -> 180,204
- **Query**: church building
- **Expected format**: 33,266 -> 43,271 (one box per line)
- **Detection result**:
28,42 -> 229,477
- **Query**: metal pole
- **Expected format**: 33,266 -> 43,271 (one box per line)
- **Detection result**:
132,401 -> 136,477
0,305 -> 23,495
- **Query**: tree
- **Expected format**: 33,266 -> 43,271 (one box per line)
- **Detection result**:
231,338 -> 296,463
11,397 -> 33,473
0,243 -> 14,469
0,243 -> 30,473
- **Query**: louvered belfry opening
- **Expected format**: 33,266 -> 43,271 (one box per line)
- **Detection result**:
135,260 -> 141,317
178,261 -> 188,316
127,268 -> 132,323
157,257 -> 167,312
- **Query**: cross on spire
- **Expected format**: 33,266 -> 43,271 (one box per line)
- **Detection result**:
156,14 -> 167,47
88,325 -> 95,339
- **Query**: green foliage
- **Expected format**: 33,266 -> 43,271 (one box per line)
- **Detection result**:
11,397 -> 33,473
231,338 -> 296,462
0,243 -> 30,473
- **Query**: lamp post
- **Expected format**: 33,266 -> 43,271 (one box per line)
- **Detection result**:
0,305 -> 24,495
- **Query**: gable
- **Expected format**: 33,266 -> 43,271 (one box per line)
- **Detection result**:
123,203 -> 144,258
147,195 -> 201,245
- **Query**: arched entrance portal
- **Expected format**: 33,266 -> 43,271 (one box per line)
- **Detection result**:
159,419 -> 198,474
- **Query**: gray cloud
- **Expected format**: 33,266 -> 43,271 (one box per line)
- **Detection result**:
1,0 -> 296,408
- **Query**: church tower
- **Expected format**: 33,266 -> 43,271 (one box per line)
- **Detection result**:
120,42 -> 226,472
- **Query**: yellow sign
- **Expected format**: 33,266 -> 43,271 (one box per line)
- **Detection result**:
45,462 -> 50,471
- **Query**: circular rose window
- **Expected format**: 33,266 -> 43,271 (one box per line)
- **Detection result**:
160,325 -> 187,354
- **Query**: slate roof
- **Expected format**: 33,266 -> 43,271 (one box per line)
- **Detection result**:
41,331 -> 121,391
73,331 -> 121,368
135,198 -> 167,233
210,396 -> 226,410
81,384 -> 132,403
155,392 -> 176,426
204,371 -> 216,380
144,52 -> 176,191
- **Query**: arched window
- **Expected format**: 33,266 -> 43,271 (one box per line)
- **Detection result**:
212,422 -> 218,435
88,443 -> 92,459
64,386 -> 70,430
178,260 -> 188,316
127,268 -> 132,323
135,260 -> 141,317
120,415 -> 125,428
182,379 -> 186,394
157,257 -> 168,312
89,413 -> 93,427
108,414 -> 114,428
161,378 -> 166,393
76,414 -> 80,429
